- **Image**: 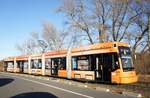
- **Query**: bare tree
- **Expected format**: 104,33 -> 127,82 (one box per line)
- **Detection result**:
57,0 -> 150,52
16,38 -> 37,54
57,0 -> 135,43
57,0 -> 94,44
16,21 -> 69,54
125,0 -> 150,55
91,0 -> 111,42
16,32 -> 43,54
110,0 -> 132,41
42,22 -> 68,50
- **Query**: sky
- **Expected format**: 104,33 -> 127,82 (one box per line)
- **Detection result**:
0,0 -> 64,59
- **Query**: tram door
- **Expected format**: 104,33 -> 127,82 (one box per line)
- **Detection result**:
95,55 -> 103,81
95,54 -> 112,82
20,61 -> 24,73
51,59 -> 58,76
17,61 -> 24,73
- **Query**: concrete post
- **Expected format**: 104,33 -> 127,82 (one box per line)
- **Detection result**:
14,57 -> 17,72
28,56 -> 31,74
42,54 -> 45,75
148,15 -> 150,48
67,47 -> 72,79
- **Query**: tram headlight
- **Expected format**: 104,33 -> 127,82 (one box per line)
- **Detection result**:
112,72 -> 116,76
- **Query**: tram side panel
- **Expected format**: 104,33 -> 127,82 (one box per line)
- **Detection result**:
6,61 -> 14,72
45,58 -> 51,76
70,55 -> 96,81
30,58 -> 42,75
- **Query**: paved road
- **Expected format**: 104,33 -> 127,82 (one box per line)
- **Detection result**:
0,73 -> 134,98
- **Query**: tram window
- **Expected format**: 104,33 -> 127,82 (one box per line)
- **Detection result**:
39,63 -> 42,68
31,60 -> 37,68
72,55 -> 91,71
51,58 -> 66,70
118,46 -> 134,71
17,61 -> 23,68
119,46 -> 131,56
19,62 -> 23,68
31,60 -> 34,68
38,59 -> 42,68
51,59 -> 58,71
72,57 -> 77,70
112,53 -> 119,71
19,62 -> 22,68
31,59 -> 42,69
8,62 -> 13,68
24,61 -> 28,69
78,59 -> 89,70
17,62 -> 19,68
34,60 -> 38,68
21,61 -> 26,68
90,55 -> 96,71
45,58 -> 51,69
59,58 -> 66,70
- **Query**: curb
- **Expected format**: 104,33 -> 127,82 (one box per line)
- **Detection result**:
95,87 -> 110,92
122,92 -> 142,98
95,87 -> 142,98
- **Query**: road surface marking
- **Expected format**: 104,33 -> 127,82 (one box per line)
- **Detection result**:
1,73 -> 94,98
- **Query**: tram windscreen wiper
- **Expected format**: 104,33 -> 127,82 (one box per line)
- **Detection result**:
123,67 -> 134,71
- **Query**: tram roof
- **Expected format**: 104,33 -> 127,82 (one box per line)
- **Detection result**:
3,42 -> 129,60
71,42 -> 129,52
44,49 -> 67,58
16,55 -> 29,60
30,54 -> 42,59
4,56 -> 15,61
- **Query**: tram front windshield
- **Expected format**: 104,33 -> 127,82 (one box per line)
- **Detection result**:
118,46 -> 134,71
